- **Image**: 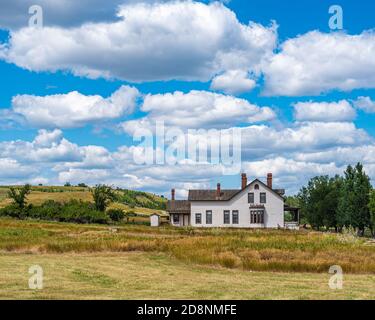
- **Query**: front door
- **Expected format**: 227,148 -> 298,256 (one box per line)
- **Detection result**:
183,215 -> 190,226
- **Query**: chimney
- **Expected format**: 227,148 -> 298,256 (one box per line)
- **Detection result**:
171,189 -> 175,201
216,183 -> 221,199
241,173 -> 247,189
267,173 -> 273,189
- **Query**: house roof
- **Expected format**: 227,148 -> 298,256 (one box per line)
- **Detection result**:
188,189 -> 238,201
188,179 -> 285,202
166,200 -> 191,214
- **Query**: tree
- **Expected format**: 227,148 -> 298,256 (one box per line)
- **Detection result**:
337,165 -> 356,230
298,176 -> 341,231
352,163 -> 372,236
338,163 -> 372,236
7,184 -> 31,209
369,190 -> 375,237
91,185 -> 116,212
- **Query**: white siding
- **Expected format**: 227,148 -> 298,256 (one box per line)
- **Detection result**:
150,214 -> 160,227
190,181 -> 284,228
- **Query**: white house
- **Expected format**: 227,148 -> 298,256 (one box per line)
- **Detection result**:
167,173 -> 298,229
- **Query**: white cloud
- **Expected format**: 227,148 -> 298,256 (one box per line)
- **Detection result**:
263,30 -> 375,96
0,123 -> 374,195
353,96 -> 375,113
294,145 -> 375,167
0,129 -> 82,163
121,90 -> 276,134
243,157 -> 343,194
0,0 -> 149,30
293,100 -> 356,122
10,86 -> 139,128
1,1 -> 277,82
0,158 -> 36,179
240,122 -> 370,157
210,69 -> 256,94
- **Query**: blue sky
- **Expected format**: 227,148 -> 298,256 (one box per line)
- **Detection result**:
0,0 -> 375,197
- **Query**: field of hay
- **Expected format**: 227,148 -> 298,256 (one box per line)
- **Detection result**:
0,218 -> 374,299
1,218 -> 375,273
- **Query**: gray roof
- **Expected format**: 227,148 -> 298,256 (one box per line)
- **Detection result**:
167,200 -> 191,214
167,179 -> 285,214
187,179 -> 285,202
188,190 -> 238,201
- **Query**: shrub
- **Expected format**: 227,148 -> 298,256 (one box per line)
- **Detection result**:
107,209 -> 125,222
28,200 -> 61,220
59,200 -> 109,224
0,204 -> 28,219
0,200 -> 109,225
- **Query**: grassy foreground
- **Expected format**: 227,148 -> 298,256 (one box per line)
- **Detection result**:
1,218 -> 375,273
0,218 -> 375,299
1,252 -> 374,300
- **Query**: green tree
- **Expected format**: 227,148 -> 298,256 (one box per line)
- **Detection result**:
7,184 -> 31,209
337,165 -> 356,230
338,163 -> 371,236
369,190 -> 375,237
298,176 -> 341,231
91,185 -> 116,212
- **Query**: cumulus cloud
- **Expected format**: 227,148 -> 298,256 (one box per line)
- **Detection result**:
263,30 -> 375,96
0,158 -> 37,179
121,90 -> 276,134
293,100 -> 356,122
353,96 -> 375,113
0,122 -> 374,194
1,1 -> 277,82
0,0 -> 149,30
210,69 -> 256,95
10,86 -> 139,128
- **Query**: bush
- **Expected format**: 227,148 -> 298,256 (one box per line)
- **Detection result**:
59,200 -> 109,224
0,200 -> 109,225
107,209 -> 125,222
29,200 -> 61,220
0,204 -> 28,219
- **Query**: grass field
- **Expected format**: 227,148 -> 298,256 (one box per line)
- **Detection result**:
0,186 -> 167,217
0,217 -> 375,299
1,252 -> 375,300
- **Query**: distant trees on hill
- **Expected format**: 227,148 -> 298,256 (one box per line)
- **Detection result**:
298,163 -> 373,237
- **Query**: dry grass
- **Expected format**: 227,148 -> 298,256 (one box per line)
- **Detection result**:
1,218 -> 375,274
0,252 -> 374,300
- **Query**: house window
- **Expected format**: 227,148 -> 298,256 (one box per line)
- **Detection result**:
254,184 -> 260,190
260,192 -> 267,204
250,210 -> 264,224
195,213 -> 202,224
232,211 -> 239,224
206,211 -> 212,224
248,193 -> 254,204
224,210 -> 230,224
173,214 -> 180,224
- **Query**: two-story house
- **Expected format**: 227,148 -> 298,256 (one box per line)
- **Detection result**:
167,173 -> 295,229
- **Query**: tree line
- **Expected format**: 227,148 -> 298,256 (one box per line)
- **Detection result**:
297,163 -> 375,236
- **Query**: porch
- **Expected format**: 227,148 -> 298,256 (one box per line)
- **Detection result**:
284,205 -> 300,230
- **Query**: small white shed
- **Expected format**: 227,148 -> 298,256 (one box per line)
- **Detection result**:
150,214 -> 160,227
